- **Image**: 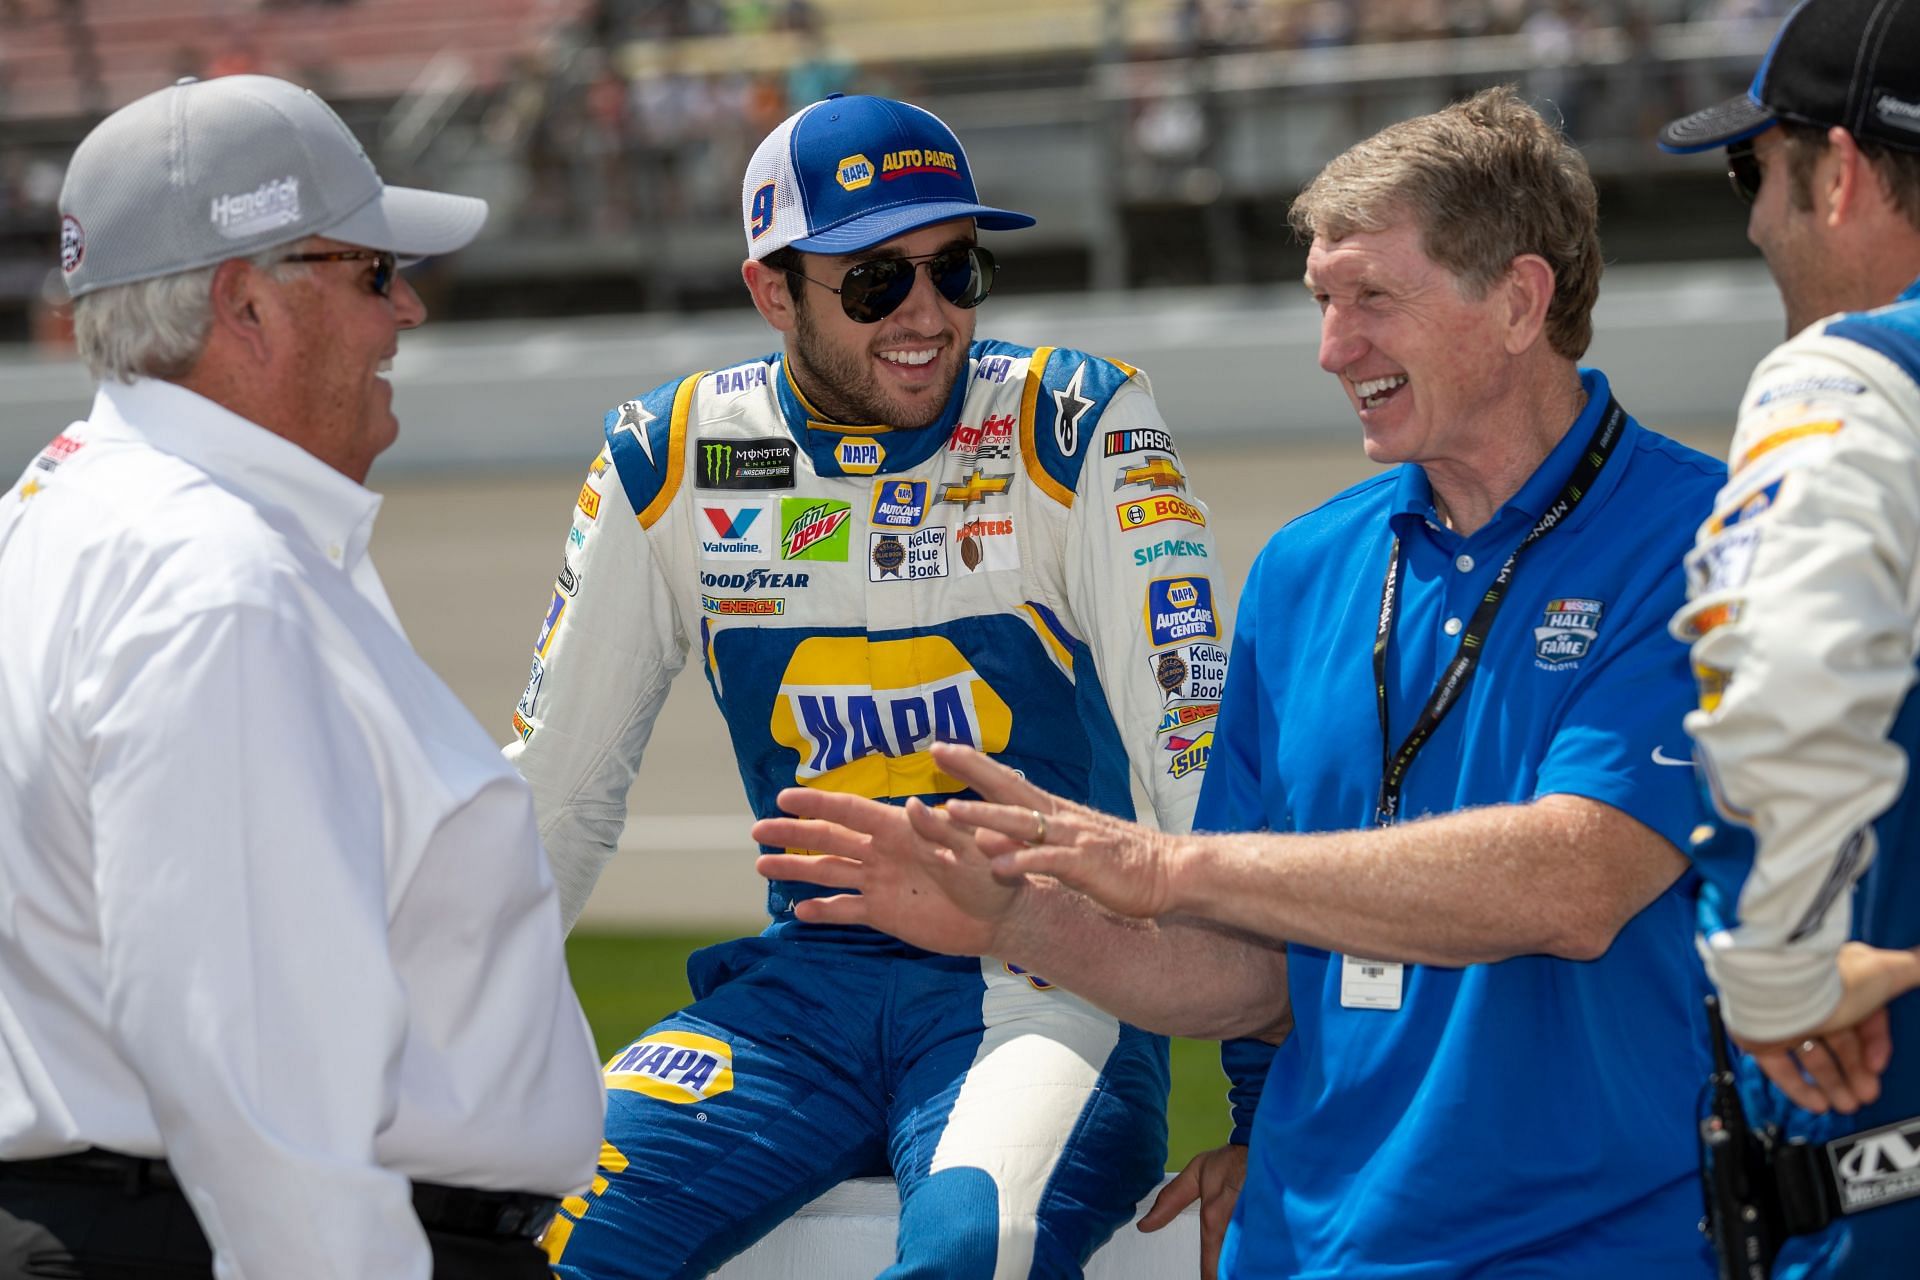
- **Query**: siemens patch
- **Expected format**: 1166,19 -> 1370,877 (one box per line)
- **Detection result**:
1133,537 -> 1208,567
1146,577 -> 1218,647
606,1031 -> 735,1103
697,437 -> 796,490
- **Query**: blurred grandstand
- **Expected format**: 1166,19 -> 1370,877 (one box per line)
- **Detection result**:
0,0 -> 1790,339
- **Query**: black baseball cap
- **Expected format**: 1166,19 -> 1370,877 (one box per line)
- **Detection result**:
1659,0 -> 1920,154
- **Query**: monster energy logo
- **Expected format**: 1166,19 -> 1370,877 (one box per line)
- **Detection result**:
694,436 -> 796,490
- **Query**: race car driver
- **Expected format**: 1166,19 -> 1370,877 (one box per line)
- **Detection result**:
509,94 -> 1223,1279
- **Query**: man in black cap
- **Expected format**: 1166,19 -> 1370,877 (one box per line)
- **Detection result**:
1662,1 -> 1920,1274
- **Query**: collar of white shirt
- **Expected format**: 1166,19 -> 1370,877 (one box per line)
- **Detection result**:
87,377 -> 383,570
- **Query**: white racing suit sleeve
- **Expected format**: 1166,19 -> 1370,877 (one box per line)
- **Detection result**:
1672,333 -> 1920,1042
1059,379 -> 1220,835
505,442 -> 689,930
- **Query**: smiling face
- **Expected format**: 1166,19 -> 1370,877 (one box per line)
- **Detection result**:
1305,219 -> 1520,469
782,219 -> 978,429
273,236 -> 425,481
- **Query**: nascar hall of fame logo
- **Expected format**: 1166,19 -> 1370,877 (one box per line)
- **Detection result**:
836,154 -> 874,191
1116,494 -> 1206,532
1829,1116 -> 1920,1213
697,437 -> 797,490
700,501 -> 773,560
770,635 -> 1013,797
1113,455 -> 1186,493
870,528 -> 947,582
1164,730 -> 1212,779
780,498 -> 853,561
871,479 -> 928,528
1104,428 -> 1177,458
605,1031 -> 736,1104
59,215 -> 83,274
1150,641 -> 1227,705
836,438 -> 885,474
1534,597 -> 1604,669
1146,577 -> 1218,648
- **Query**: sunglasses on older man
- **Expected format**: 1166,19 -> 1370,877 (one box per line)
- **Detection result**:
277,248 -> 398,297
1726,140 -> 1763,205
790,244 -> 997,324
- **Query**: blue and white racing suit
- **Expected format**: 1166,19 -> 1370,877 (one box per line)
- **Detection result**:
509,340 -> 1222,1279
1675,275 -> 1920,1278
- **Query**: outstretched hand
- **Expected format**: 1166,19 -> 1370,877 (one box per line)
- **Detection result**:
927,742 -> 1182,920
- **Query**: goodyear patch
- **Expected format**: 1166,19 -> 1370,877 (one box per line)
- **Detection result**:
939,469 -> 1012,510
837,438 -> 885,474
701,501 -> 773,560
606,1031 -> 735,1103
697,437 -> 796,490
870,527 -> 948,581
836,154 -> 874,191
1133,537 -> 1208,568
1147,577 -> 1218,647
953,514 -> 1018,573
699,568 -> 811,592
1165,730 -> 1212,778
1706,477 -> 1784,535
770,635 -> 1013,796
780,498 -> 853,561
871,479 -> 928,528
1117,494 -> 1206,531
1149,641 -> 1227,705
535,592 -> 566,659
1113,455 -> 1186,493
1734,418 -> 1842,474
1158,702 -> 1219,733
703,595 -> 785,616
1754,375 -> 1865,405
577,482 -> 601,521
1534,596 -> 1604,669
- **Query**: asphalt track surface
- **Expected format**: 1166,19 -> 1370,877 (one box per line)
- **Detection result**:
373,428 -> 1732,929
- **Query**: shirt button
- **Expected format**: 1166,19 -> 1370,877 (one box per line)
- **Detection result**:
1455,554 -> 1474,572
326,543 -> 343,561
1443,617 -> 1463,636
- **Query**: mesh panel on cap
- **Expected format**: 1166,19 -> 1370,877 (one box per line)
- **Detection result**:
741,105 -> 811,260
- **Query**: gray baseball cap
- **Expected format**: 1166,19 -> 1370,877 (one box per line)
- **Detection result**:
58,74 -> 487,298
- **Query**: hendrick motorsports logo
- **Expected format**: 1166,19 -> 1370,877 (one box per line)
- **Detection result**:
1534,596 -> 1604,669
696,437 -> 796,490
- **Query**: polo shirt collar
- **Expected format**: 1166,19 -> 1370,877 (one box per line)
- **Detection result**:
90,378 -> 383,569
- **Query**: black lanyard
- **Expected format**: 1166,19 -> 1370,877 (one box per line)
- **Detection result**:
1372,398 -> 1626,827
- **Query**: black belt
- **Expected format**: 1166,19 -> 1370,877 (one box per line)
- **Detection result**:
0,1149 -> 558,1242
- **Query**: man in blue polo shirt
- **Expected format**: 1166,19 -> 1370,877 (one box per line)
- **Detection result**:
753,86 -> 1724,1277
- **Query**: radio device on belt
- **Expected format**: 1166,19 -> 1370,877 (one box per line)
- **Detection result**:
1698,994 -> 1920,1279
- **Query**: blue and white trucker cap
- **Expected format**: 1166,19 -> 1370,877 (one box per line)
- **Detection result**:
741,94 -> 1035,261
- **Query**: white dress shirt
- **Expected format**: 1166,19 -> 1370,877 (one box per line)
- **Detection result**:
0,378 -> 605,1279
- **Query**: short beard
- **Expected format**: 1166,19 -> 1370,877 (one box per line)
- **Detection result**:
786,291 -> 960,430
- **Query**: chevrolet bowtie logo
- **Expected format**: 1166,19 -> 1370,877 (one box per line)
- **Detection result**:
17,478 -> 42,500
940,469 -> 1011,508
1115,456 -> 1186,492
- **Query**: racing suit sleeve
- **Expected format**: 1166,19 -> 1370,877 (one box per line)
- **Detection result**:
504,445 -> 690,930
1672,336 -> 1920,1042
86,603 -> 430,1280
1060,380 -> 1221,835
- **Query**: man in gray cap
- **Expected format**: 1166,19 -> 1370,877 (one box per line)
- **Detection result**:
0,75 -> 603,1279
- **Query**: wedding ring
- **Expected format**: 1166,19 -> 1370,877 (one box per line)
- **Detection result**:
1027,809 -> 1048,846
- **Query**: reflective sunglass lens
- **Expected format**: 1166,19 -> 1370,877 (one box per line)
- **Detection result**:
840,259 -> 915,323
1726,143 -> 1761,204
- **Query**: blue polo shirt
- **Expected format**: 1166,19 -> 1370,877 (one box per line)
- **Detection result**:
1201,370 -> 1724,1278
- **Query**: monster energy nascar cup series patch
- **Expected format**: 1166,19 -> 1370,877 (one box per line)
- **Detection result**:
696,437 -> 797,490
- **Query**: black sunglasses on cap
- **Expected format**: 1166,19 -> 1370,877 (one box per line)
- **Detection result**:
277,248 -> 398,297
1726,140 -> 1763,205
790,245 -> 997,324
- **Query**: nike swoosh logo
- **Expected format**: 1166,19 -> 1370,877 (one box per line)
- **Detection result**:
1651,746 -> 1695,767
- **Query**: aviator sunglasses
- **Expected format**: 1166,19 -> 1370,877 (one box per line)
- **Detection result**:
1726,139 -> 1763,205
790,245 -> 997,324
277,248 -> 398,297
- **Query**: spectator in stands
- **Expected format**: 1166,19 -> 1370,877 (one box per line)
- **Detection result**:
755,86 -> 1727,1279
